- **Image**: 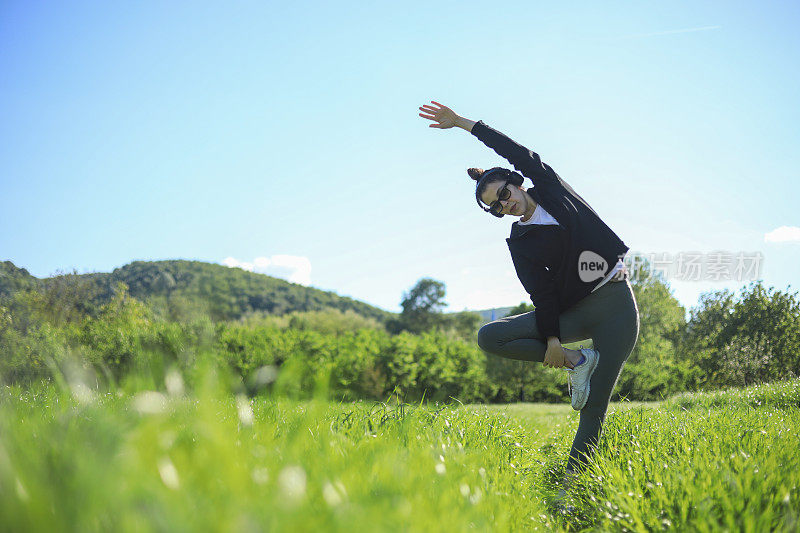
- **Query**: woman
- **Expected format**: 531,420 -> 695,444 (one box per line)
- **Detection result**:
418,101 -> 640,477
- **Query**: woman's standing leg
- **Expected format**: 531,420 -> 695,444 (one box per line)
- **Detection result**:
567,279 -> 640,472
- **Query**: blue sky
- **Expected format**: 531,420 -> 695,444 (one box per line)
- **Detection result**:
2,1 -> 799,315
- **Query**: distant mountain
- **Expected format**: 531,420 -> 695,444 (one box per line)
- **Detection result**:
0,261 -> 39,297
0,259 -> 392,322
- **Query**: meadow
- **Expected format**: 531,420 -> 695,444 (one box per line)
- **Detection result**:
1,368 -> 798,532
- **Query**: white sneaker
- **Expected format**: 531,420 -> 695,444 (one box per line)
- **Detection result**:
566,346 -> 599,411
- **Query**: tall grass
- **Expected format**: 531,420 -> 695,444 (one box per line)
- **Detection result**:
562,380 -> 800,531
1,369 -> 798,531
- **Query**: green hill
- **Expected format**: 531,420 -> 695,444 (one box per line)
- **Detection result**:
0,259 -> 391,322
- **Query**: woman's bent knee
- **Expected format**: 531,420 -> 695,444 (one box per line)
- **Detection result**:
477,322 -> 502,353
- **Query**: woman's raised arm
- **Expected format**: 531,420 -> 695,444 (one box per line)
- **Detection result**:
418,101 -> 551,183
418,101 -> 476,132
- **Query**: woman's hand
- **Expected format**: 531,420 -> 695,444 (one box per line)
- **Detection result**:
418,101 -> 476,131
543,338 -> 569,369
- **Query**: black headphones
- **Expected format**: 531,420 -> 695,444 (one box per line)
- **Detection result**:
475,168 -> 526,218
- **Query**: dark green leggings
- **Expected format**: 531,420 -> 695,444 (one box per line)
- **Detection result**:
477,277 -> 640,472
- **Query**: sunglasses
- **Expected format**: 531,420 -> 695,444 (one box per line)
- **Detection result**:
488,181 -> 512,217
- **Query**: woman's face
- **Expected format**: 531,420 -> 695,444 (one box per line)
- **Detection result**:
480,180 -> 530,217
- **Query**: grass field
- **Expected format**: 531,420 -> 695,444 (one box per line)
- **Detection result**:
1,372 -> 798,532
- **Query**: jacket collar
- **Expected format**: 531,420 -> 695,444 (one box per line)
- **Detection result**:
508,188 -> 557,240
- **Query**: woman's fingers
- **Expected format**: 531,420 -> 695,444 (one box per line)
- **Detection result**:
419,108 -> 442,118
543,346 -> 566,369
419,102 -> 453,115
418,101 -> 456,128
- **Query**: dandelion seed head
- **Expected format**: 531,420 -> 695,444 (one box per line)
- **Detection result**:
158,457 -> 180,490
469,487 -> 483,505
237,394 -> 254,426
165,369 -> 185,397
323,481 -> 346,507
70,382 -> 95,405
252,365 -> 278,388
278,466 -> 307,501
132,391 -> 168,414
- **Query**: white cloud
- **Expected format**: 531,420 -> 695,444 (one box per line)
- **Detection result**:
222,255 -> 312,286
764,226 -> 800,243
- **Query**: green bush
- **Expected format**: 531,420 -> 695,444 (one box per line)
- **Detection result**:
0,292 -> 75,383
679,282 -> 800,389
0,313 -> 69,383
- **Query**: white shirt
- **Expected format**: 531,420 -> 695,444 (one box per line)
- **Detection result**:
516,204 -> 626,291
518,204 -> 559,226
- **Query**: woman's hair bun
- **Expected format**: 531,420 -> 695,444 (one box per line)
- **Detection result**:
467,168 -> 484,181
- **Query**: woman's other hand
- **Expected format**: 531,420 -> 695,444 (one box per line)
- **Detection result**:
418,101 -> 475,131
543,338 -> 568,369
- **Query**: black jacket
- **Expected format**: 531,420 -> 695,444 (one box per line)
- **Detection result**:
471,121 -> 629,340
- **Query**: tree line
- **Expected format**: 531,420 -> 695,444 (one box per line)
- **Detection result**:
1,259 -> 798,402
